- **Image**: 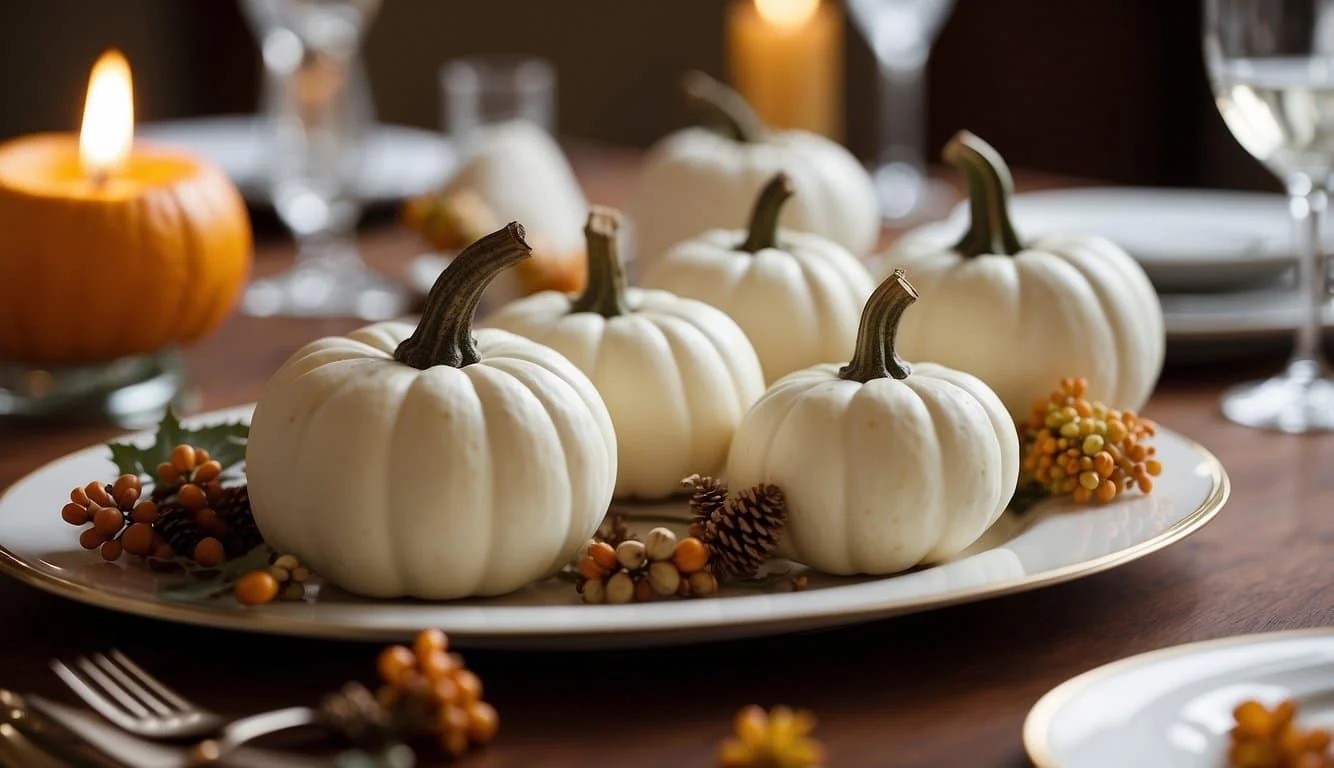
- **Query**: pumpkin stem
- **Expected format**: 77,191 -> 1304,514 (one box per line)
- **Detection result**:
570,207 -> 631,318
738,173 -> 794,253
682,70 -> 767,143
944,131 -> 1024,258
839,269 -> 917,383
394,222 -> 531,369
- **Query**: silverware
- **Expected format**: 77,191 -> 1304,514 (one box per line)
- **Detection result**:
52,650 -> 317,763
25,694 -> 327,768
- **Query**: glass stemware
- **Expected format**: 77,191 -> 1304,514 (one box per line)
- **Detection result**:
1205,0 -> 1334,432
846,0 -> 955,221
241,0 -> 404,320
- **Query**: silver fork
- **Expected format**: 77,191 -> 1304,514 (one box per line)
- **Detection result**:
52,650 -> 318,764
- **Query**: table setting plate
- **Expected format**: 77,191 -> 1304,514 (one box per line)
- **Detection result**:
915,187 -> 1304,293
138,115 -> 456,206
0,406 -> 1227,649
1024,629 -> 1334,768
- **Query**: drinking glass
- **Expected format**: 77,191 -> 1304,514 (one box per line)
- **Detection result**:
1205,0 -> 1334,432
241,0 -> 404,320
440,56 -> 556,148
847,0 -> 955,221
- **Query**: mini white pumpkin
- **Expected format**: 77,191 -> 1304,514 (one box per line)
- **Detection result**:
632,72 -> 879,268
727,270 -> 1019,575
487,208 -> 765,500
641,173 -> 876,383
246,224 -> 617,599
883,131 -> 1164,417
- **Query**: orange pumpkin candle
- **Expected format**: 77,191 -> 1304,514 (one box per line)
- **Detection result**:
0,50 -> 251,365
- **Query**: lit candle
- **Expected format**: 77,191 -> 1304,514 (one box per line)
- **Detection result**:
0,51 -> 251,366
726,0 -> 843,137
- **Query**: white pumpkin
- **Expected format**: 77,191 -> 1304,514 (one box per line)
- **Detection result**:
444,121 -> 588,253
632,72 -> 879,268
727,270 -> 1019,575
882,131 -> 1164,418
642,173 -> 876,383
487,208 -> 765,500
246,224 -> 617,599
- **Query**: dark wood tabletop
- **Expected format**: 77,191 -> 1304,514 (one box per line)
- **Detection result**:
1,150 -> 1331,768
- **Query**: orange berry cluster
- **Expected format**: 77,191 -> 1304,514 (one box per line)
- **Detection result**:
1229,699 -> 1332,767
1020,377 -> 1162,504
62,444 -> 249,568
719,705 -> 826,768
62,475 -> 171,562
374,630 -> 498,758
576,527 -> 717,604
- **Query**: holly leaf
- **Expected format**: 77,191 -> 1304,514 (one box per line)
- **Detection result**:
108,409 -> 250,481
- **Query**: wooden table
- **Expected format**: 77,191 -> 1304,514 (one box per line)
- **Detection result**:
1,151 -> 1331,768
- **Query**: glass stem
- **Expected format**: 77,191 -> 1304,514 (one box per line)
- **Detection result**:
877,59 -> 927,175
1287,174 -> 1330,380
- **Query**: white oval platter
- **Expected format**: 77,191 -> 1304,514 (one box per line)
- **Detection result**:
0,406 -> 1228,649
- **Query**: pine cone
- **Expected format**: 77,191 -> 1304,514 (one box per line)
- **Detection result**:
319,682 -> 396,750
701,484 -> 786,580
154,502 -> 203,558
683,474 -> 727,536
212,485 -> 262,556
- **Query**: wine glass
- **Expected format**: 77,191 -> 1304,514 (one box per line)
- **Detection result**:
1205,0 -> 1334,432
846,0 -> 955,221
241,0 -> 404,320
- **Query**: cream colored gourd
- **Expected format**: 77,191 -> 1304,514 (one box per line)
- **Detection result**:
444,121 -> 588,253
487,208 -> 764,499
642,174 -> 876,383
727,271 -> 1018,575
632,72 -> 878,268
246,224 -> 616,599
883,131 -> 1164,417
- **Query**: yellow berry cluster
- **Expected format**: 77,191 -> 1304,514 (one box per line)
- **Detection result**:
376,629 -> 498,758
1020,378 -> 1162,504
576,527 -> 717,604
1229,699 -> 1332,767
719,705 -> 826,768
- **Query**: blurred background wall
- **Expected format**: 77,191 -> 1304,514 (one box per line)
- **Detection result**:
0,0 -> 1276,192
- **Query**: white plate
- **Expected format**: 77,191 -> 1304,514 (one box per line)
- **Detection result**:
138,116 -> 455,206
918,187 -> 1304,292
0,406 -> 1228,648
1162,286 -> 1334,341
1025,629 -> 1334,768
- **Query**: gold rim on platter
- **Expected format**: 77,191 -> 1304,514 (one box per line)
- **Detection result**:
0,415 -> 1230,646
1023,627 -> 1334,768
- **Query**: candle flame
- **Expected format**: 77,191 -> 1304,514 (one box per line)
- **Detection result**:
754,0 -> 819,28
79,49 -> 134,179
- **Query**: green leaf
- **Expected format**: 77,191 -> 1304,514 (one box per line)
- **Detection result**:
155,544 -> 274,602
107,408 -> 249,481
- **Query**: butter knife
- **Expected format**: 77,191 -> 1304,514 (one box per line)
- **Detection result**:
0,721 -> 71,768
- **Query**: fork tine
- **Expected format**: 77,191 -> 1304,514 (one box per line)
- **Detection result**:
90,653 -> 174,717
106,650 -> 194,712
73,657 -> 150,719
48,660 -> 139,732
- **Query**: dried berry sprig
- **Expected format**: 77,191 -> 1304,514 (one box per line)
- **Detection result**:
235,553 -> 313,606
1228,698 -> 1333,767
719,705 -> 826,768
576,528 -> 717,604
367,630 -> 498,758
1018,377 -> 1162,505
62,475 -> 171,562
